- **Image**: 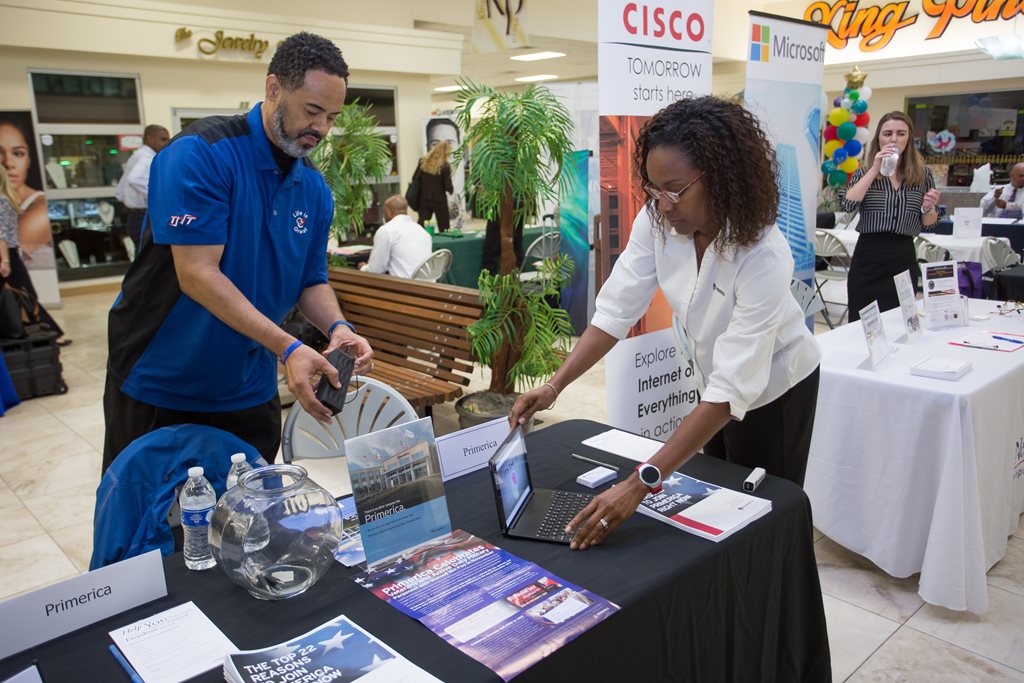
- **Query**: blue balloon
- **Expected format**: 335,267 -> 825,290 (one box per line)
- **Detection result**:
844,139 -> 863,157
832,148 -> 849,164
822,160 -> 837,173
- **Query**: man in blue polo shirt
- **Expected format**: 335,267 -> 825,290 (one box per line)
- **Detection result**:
102,32 -> 372,472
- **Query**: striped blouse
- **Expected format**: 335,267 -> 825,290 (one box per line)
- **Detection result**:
840,167 -> 936,237
0,196 -> 18,248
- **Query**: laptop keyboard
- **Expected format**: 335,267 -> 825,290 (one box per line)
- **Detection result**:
535,491 -> 592,542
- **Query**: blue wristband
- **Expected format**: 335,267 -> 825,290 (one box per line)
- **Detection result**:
279,340 -> 303,365
328,320 -> 356,337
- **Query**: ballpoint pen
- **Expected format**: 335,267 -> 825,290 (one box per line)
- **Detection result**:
109,644 -> 143,683
991,335 -> 1024,345
571,453 -> 620,472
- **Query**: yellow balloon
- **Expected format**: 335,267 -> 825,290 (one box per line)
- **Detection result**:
828,107 -> 850,126
824,140 -> 844,158
839,157 -> 859,173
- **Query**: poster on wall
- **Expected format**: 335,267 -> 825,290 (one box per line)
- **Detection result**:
423,114 -> 466,231
743,12 -> 828,290
597,0 -> 713,440
0,111 -> 61,306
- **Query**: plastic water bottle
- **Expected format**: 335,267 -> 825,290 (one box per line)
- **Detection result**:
226,453 -> 252,489
180,466 -> 217,570
880,149 -> 899,177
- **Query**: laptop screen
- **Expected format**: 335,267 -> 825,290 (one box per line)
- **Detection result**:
490,428 -> 531,529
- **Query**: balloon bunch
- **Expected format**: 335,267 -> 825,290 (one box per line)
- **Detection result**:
822,69 -> 872,188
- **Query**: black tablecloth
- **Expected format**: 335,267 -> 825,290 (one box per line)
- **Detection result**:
0,420 -> 831,682
933,219 -> 1024,254
991,263 -> 1024,301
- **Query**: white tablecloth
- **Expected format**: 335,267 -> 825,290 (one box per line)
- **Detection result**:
804,300 -> 1024,612
830,230 -> 1010,272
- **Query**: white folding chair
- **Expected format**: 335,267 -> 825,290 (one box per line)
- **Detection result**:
914,236 -> 951,264
519,232 -> 561,283
281,376 -> 418,463
813,229 -> 852,329
790,278 -> 825,319
411,248 -> 453,282
981,236 -> 1021,272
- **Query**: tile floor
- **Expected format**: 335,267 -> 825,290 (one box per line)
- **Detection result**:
2,286 -> 1023,682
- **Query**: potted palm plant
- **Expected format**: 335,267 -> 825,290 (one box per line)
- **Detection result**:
451,80 -> 577,426
313,100 -> 394,242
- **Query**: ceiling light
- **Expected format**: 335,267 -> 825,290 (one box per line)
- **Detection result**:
510,51 -> 566,62
433,85 -> 465,93
515,74 -> 558,83
976,34 -> 1024,60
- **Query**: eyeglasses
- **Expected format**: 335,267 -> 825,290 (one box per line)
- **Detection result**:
644,172 -> 704,205
997,300 -> 1024,316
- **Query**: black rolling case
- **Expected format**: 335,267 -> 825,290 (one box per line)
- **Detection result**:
0,329 -> 68,399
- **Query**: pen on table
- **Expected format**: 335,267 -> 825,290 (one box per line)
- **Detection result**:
571,453 -> 620,472
109,644 -> 143,683
991,335 -> 1024,345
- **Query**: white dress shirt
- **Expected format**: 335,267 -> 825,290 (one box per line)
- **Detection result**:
363,213 -> 433,279
980,183 -> 1023,218
592,210 -> 820,421
115,144 -> 157,209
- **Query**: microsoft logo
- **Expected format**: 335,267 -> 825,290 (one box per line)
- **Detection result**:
750,24 -> 770,62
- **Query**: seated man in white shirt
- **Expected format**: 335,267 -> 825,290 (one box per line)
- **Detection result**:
361,195 -> 433,279
980,162 -> 1024,219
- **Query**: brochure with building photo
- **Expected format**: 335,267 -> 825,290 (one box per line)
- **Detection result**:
344,417 -> 452,570
334,495 -> 365,567
637,473 -> 771,542
224,614 -> 440,683
353,530 -> 618,682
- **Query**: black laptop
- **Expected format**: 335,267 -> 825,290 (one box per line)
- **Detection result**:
488,427 -> 593,544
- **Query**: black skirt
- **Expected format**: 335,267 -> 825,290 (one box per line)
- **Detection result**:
847,232 -> 917,322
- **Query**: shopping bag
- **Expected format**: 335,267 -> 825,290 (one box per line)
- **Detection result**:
405,167 -> 422,211
957,261 -> 983,298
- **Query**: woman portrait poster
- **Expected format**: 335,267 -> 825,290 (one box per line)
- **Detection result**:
0,111 -> 59,282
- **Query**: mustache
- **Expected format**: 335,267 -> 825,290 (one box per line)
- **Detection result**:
297,129 -> 322,142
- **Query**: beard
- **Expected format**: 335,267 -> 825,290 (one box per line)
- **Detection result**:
271,106 -> 322,158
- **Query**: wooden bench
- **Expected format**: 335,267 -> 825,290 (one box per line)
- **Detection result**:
328,267 -> 483,413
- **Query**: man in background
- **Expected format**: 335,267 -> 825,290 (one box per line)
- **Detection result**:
115,124 -> 170,245
361,195 -> 432,278
981,162 -> 1024,219
102,32 -> 372,473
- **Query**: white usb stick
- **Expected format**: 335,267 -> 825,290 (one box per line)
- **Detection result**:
743,467 -> 766,492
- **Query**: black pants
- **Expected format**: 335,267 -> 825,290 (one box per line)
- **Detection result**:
847,232 -> 917,323
418,204 -> 450,233
702,367 -> 820,487
126,209 -> 146,246
0,250 -> 64,337
101,369 -> 282,473
481,217 -> 525,274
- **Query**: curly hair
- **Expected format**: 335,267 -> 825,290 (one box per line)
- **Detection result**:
268,32 -> 349,91
633,96 -> 779,251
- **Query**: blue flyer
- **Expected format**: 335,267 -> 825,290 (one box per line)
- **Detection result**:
354,530 -> 619,681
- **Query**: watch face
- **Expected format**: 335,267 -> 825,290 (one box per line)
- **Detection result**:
639,464 -> 660,487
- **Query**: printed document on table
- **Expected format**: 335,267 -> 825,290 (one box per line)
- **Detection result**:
109,601 -> 236,683
921,261 -> 964,329
580,429 -> 661,463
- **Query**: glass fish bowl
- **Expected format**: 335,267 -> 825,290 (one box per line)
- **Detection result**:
209,464 -> 342,600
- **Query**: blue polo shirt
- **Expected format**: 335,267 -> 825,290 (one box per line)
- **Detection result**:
108,103 -> 333,412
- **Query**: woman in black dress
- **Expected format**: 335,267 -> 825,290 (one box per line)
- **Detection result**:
841,111 -> 941,322
416,141 -> 453,233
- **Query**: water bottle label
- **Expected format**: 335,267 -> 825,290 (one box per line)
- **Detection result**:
181,505 -> 214,527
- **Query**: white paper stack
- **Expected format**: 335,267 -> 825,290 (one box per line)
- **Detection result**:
910,356 -> 972,381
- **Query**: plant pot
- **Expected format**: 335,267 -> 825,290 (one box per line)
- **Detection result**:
454,391 -> 533,432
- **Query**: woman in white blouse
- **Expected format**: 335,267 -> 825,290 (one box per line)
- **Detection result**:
509,97 -> 821,550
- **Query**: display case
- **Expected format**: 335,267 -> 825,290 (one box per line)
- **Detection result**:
46,196 -> 132,275
39,133 -> 136,191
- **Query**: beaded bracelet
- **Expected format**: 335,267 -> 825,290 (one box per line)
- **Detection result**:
279,340 -> 303,365
328,320 -> 356,337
